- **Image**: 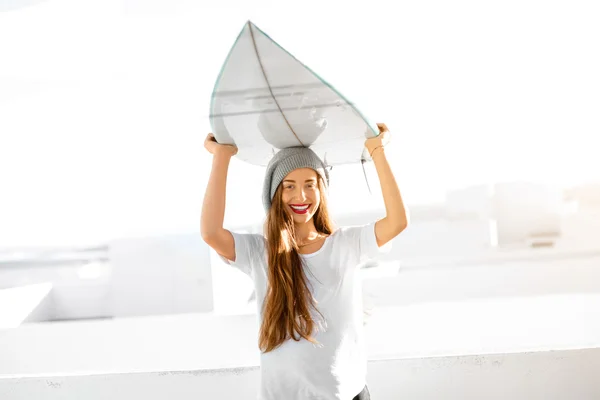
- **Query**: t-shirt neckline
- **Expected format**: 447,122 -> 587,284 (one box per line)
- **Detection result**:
298,233 -> 334,258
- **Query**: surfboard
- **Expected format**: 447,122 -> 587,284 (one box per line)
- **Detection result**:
209,21 -> 380,167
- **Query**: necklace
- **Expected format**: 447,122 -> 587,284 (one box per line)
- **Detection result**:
298,234 -> 327,247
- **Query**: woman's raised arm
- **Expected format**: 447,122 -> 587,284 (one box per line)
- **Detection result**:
200,133 -> 238,262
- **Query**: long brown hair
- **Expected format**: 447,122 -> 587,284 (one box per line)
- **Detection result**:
259,174 -> 335,353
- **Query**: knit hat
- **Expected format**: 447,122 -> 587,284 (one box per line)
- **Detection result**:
262,147 -> 330,213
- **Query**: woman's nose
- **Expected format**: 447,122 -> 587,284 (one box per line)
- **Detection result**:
294,188 -> 308,201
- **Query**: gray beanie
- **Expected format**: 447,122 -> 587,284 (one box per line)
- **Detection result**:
262,147 -> 329,213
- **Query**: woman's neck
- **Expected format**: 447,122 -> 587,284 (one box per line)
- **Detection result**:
294,221 -> 319,241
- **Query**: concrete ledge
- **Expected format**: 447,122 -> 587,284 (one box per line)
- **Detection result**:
2,293 -> 599,377
1,348 -> 599,400
0,283 -> 53,329
2,293 -> 599,399
396,248 -> 600,269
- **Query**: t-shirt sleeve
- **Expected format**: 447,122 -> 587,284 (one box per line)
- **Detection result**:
344,221 -> 393,265
218,231 -> 264,277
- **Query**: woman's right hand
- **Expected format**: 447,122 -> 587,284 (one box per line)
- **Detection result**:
204,133 -> 238,157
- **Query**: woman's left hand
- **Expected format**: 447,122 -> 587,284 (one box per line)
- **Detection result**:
365,123 -> 390,158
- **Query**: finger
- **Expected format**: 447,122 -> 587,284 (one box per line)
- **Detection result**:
377,123 -> 388,133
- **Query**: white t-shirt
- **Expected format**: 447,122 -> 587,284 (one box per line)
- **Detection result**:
223,221 -> 392,400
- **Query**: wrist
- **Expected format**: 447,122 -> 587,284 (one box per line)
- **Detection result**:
214,148 -> 235,159
213,151 -> 233,164
370,145 -> 385,158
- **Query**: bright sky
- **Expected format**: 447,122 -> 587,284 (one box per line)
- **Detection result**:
1,0 -> 599,247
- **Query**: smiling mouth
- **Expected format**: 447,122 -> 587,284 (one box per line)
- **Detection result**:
289,204 -> 310,214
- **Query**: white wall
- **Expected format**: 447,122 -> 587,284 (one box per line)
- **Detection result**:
2,347 -> 599,400
108,234 -> 213,317
0,264 -> 111,322
0,284 -> 53,329
445,184 -> 493,219
2,287 -> 599,398
52,264 -> 112,321
492,182 -> 563,245
389,219 -> 495,262
363,255 -> 600,309
0,234 -> 214,322
561,209 -> 600,248
2,293 -> 599,377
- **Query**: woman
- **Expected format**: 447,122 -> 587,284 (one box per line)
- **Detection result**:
201,123 -> 408,400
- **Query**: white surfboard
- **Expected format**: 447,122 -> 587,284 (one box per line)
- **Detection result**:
209,21 -> 380,167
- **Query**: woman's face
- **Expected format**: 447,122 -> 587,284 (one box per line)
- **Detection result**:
280,168 -> 321,224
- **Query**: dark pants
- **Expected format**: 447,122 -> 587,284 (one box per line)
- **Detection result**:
352,385 -> 370,400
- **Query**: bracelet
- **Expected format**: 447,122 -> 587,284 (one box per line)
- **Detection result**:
370,145 -> 384,158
